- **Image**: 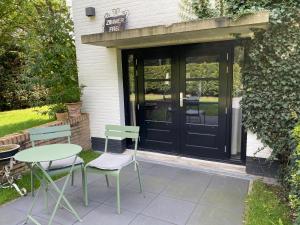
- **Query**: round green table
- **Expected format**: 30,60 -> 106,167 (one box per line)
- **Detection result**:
14,144 -> 82,225
15,144 -> 82,163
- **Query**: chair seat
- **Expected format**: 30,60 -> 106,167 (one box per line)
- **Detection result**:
41,156 -> 84,171
87,153 -> 133,170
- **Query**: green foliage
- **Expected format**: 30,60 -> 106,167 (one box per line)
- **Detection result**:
190,0 -> 227,18
24,0 -> 79,105
289,124 -> 300,222
0,0 -> 79,110
244,180 -> 292,225
240,4 -> 300,164
47,103 -> 67,117
0,0 -> 47,110
191,0 -> 218,18
226,0 -> 300,18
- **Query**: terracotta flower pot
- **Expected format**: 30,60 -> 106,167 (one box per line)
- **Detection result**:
55,112 -> 69,121
66,102 -> 82,118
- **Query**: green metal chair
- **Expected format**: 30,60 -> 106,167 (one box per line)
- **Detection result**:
84,125 -> 143,214
28,125 -> 85,197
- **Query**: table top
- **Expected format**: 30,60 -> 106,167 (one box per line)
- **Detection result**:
14,144 -> 82,163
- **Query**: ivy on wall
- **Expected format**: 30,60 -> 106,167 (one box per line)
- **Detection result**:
241,4 -> 300,164
180,0 -> 300,223
291,124 -> 300,223
181,0 -> 300,163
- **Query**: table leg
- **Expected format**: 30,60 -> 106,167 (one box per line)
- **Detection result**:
24,157 -> 82,225
35,157 -> 82,225
24,177 -> 42,225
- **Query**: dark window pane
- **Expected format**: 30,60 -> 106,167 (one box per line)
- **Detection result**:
144,79 -> 171,122
145,81 -> 171,101
186,56 -> 219,79
185,80 -> 219,125
144,58 -> 171,80
128,55 -> 136,126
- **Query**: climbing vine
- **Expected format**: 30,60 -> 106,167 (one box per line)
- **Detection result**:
180,0 -> 300,223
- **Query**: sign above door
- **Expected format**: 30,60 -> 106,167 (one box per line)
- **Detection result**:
104,8 -> 129,32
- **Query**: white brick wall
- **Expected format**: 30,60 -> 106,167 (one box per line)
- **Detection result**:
72,0 -> 181,138
71,0 -> 272,158
246,131 -> 272,158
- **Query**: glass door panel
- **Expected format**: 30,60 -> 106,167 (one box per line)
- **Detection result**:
180,51 -> 228,159
185,80 -> 219,125
139,56 -> 177,153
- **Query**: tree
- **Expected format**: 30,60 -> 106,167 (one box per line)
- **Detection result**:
0,0 -> 78,110
24,0 -> 79,105
0,0 -> 29,110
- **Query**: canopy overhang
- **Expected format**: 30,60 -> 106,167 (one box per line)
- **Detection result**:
81,11 -> 269,49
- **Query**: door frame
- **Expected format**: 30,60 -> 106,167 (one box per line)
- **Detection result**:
122,40 -> 246,164
177,43 -> 232,159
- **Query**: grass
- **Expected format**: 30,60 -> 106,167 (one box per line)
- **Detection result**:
0,106 -> 54,138
244,180 -> 292,225
0,150 -> 100,206
79,150 -> 101,164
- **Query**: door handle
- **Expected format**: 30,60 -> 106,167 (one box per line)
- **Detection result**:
180,92 -> 187,107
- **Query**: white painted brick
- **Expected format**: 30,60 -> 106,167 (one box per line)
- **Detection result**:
72,0 -> 181,138
72,0 -> 271,158
246,131 -> 272,158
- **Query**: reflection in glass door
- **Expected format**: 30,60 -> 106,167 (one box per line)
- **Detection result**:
180,53 -> 228,158
126,44 -> 231,160
139,56 -> 178,153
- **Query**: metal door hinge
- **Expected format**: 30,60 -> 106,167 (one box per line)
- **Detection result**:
226,66 -> 229,73
225,107 -> 228,115
137,104 -> 140,110
226,53 -> 229,61
224,145 -> 227,152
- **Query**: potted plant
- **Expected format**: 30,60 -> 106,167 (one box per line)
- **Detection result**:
64,85 -> 85,118
48,103 -> 68,121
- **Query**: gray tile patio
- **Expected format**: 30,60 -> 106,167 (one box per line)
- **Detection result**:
0,161 -> 249,225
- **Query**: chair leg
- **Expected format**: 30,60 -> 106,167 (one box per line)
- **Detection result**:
136,162 -> 143,195
105,175 -> 109,187
71,170 -> 75,186
43,179 -> 49,212
81,165 -> 86,205
116,174 -> 121,214
31,168 -> 34,197
83,167 -> 88,207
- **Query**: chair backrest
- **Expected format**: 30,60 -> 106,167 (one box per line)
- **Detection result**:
28,125 -> 71,147
104,125 -> 140,158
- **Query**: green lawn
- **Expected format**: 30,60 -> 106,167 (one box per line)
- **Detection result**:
244,180 -> 292,225
0,150 -> 100,205
0,106 -> 54,138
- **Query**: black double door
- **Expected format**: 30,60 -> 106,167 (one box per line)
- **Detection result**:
127,43 -> 232,159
